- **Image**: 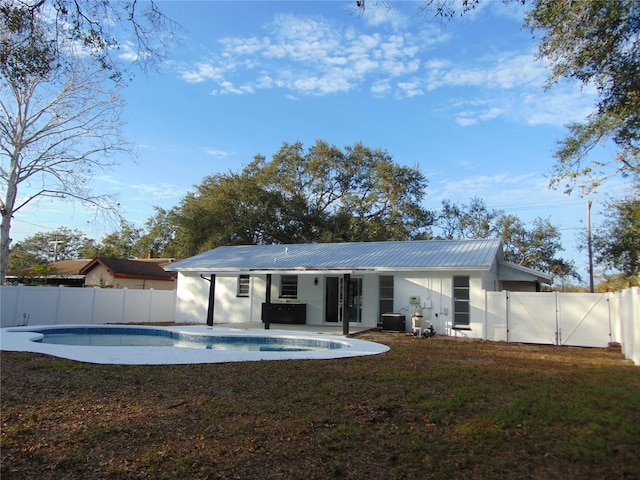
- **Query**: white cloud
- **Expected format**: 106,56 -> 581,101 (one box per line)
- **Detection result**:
179,13 -> 426,97
422,49 -> 598,127
456,106 -> 504,126
371,80 -> 390,96
117,41 -> 141,62
181,62 -> 226,83
174,9 -> 597,128
425,51 -> 546,90
488,54 -> 548,89
91,175 -> 186,203
128,183 -> 188,202
397,80 -> 423,98
203,148 -> 231,158
211,81 -> 255,95
435,172 -> 541,202
361,4 -> 400,27
521,84 -> 597,126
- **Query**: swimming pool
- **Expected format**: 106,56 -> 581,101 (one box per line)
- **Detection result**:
31,326 -> 346,351
0,325 -> 389,365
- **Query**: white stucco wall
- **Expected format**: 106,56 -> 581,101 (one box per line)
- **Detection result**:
174,273 -> 329,325
393,271 -> 492,339
174,269 -> 499,338
174,272 -> 209,324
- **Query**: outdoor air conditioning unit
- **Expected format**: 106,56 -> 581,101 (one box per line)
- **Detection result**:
380,313 -> 406,332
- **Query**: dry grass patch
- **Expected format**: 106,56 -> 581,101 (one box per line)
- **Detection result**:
2,333 -> 639,479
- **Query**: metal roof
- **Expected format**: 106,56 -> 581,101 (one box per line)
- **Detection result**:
165,239 -> 503,273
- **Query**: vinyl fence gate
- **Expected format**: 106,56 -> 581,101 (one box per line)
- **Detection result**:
485,291 -> 613,348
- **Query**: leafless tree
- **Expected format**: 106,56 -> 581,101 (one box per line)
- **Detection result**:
1,51 -> 131,285
0,1 -> 176,284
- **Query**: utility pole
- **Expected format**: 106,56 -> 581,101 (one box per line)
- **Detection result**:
587,200 -> 594,293
49,238 -> 65,262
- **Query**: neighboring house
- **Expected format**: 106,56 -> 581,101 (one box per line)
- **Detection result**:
47,259 -> 91,286
5,259 -> 91,287
164,239 -> 552,337
81,257 -> 177,290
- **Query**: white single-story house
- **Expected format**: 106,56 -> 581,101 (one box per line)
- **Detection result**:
164,239 -> 552,338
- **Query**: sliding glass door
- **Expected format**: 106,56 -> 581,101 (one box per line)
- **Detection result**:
325,276 -> 362,323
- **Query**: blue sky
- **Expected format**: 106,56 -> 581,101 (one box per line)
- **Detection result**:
13,1 -> 624,279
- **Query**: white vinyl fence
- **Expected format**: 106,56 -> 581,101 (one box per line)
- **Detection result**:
486,287 -> 639,366
1,285 -> 638,365
1,285 -> 175,327
610,287 -> 640,367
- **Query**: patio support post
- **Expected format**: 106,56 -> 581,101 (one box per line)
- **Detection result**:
207,274 -> 216,326
265,274 -> 272,330
342,273 -> 350,336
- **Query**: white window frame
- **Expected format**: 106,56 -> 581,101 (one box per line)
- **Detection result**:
237,274 -> 250,297
453,275 -> 470,328
279,275 -> 298,299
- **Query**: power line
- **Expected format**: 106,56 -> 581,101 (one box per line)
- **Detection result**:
487,200 -> 585,212
427,199 -> 587,213
11,218 -> 57,231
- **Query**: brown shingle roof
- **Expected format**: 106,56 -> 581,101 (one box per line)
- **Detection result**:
135,258 -> 177,268
51,259 -> 91,276
80,257 -> 176,281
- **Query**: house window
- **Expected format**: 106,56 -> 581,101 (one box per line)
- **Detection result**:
280,275 -> 298,298
237,275 -> 250,297
379,275 -> 394,319
453,276 -> 470,328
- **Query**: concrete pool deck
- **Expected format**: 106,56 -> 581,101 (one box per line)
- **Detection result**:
0,324 -> 390,365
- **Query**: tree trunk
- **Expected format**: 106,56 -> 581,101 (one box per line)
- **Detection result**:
1,176 -> 18,285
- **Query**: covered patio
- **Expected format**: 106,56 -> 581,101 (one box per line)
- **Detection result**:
204,321 -> 375,336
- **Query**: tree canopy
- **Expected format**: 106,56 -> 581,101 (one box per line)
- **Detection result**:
7,227 -> 94,273
526,0 -> 640,194
433,197 -> 579,280
80,222 -> 145,260
163,140 -> 433,257
0,0 -> 175,83
8,191 -> 584,288
592,182 -> 640,280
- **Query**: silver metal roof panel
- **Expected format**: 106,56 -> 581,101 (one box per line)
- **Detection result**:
165,239 -> 503,273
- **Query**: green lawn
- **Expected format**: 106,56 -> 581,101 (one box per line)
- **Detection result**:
2,333 -> 639,479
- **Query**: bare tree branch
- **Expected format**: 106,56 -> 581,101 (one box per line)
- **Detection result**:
1,47 -> 132,284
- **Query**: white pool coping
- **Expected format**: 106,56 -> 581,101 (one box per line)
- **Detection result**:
0,325 -> 390,365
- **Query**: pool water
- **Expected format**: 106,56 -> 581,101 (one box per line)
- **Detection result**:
33,327 -> 345,352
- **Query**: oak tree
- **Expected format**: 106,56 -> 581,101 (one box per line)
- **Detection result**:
592,182 -> 640,279
434,197 -> 579,279
167,140 -> 432,256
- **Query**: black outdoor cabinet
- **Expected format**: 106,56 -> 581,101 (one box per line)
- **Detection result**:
381,313 -> 406,332
262,303 -> 307,324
